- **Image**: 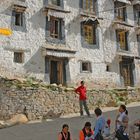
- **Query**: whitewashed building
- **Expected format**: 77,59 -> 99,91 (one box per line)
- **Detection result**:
0,0 -> 140,88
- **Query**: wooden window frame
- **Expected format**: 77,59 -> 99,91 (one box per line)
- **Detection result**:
82,24 -> 96,45
81,61 -> 92,73
116,30 -> 128,51
51,0 -> 61,6
14,52 -> 24,63
50,17 -> 62,39
14,11 -> 23,27
81,0 -> 96,13
114,2 -> 126,22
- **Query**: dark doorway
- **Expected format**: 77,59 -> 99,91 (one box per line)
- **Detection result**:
45,57 -> 67,85
120,58 -> 134,86
50,61 -> 58,84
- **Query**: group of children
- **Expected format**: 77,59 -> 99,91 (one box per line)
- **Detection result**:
58,105 -> 129,140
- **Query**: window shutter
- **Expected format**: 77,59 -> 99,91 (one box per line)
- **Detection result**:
80,0 -> 83,9
46,16 -> 50,31
59,19 -> 63,40
23,13 -> 26,29
123,8 -> 126,21
45,57 -> 50,74
80,61 -> 82,73
89,62 -> 92,73
81,22 -> 84,37
11,11 -> 16,27
93,24 -> 96,44
125,32 -> 128,51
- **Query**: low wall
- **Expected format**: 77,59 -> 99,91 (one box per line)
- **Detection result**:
0,84 -> 140,120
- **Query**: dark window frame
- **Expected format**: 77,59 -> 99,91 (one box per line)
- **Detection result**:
46,16 -> 64,40
81,22 -> 97,45
80,0 -> 97,14
14,52 -> 24,64
114,2 -> 126,22
80,61 -> 92,73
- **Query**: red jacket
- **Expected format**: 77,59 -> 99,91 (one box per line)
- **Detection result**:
75,85 -> 87,100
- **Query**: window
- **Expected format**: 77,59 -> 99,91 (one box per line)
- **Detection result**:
137,35 -> 140,43
14,52 -> 24,63
82,24 -> 96,45
49,16 -> 63,39
81,62 -> 92,72
51,0 -> 61,6
81,0 -> 96,13
114,3 -> 126,21
116,30 -> 128,51
14,11 -> 23,26
106,65 -> 110,72
133,5 -> 140,25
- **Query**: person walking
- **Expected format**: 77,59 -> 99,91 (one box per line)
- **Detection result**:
115,105 -> 129,140
90,108 -> 105,140
58,124 -> 72,140
75,81 -> 90,117
79,122 -> 94,140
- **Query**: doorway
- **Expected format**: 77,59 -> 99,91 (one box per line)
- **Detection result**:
120,58 -> 134,86
45,57 -> 67,85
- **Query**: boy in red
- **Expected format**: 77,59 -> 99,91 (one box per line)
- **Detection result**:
75,81 -> 90,117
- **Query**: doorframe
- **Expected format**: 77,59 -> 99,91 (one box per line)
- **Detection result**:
119,57 -> 134,87
46,56 -> 67,85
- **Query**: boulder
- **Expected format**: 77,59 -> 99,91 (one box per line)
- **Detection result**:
0,114 -> 28,129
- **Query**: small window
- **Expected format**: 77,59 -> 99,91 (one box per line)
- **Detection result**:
51,0 -> 61,6
106,65 -> 110,72
81,62 -> 92,72
14,52 -> 24,63
14,11 -> 23,26
137,35 -> 140,43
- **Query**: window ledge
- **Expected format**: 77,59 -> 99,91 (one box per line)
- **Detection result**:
81,71 -> 91,73
44,5 -> 70,13
12,25 -> 26,32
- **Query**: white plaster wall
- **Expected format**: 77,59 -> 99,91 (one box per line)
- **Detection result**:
0,0 -> 139,87
0,0 -> 46,79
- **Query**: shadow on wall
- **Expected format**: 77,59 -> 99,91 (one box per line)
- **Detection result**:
28,9 -> 45,30
23,47 -> 45,78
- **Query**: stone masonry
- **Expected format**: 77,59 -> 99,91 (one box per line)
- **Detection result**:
0,0 -> 140,88
0,83 -> 140,121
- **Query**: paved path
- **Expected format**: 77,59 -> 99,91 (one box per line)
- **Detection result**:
0,105 -> 140,140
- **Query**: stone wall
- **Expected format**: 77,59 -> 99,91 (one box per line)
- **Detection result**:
0,84 -> 140,121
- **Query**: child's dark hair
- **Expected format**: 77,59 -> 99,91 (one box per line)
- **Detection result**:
94,108 -> 102,116
62,124 -> 69,129
81,81 -> 84,84
120,104 -> 128,115
84,122 -> 91,127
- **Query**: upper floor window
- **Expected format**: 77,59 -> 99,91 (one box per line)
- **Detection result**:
81,22 -> 96,45
80,0 -> 96,13
133,5 -> 140,26
116,30 -> 128,51
51,0 -> 61,6
15,11 -> 23,26
46,16 -> 64,40
12,10 -> 26,29
114,2 -> 126,21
